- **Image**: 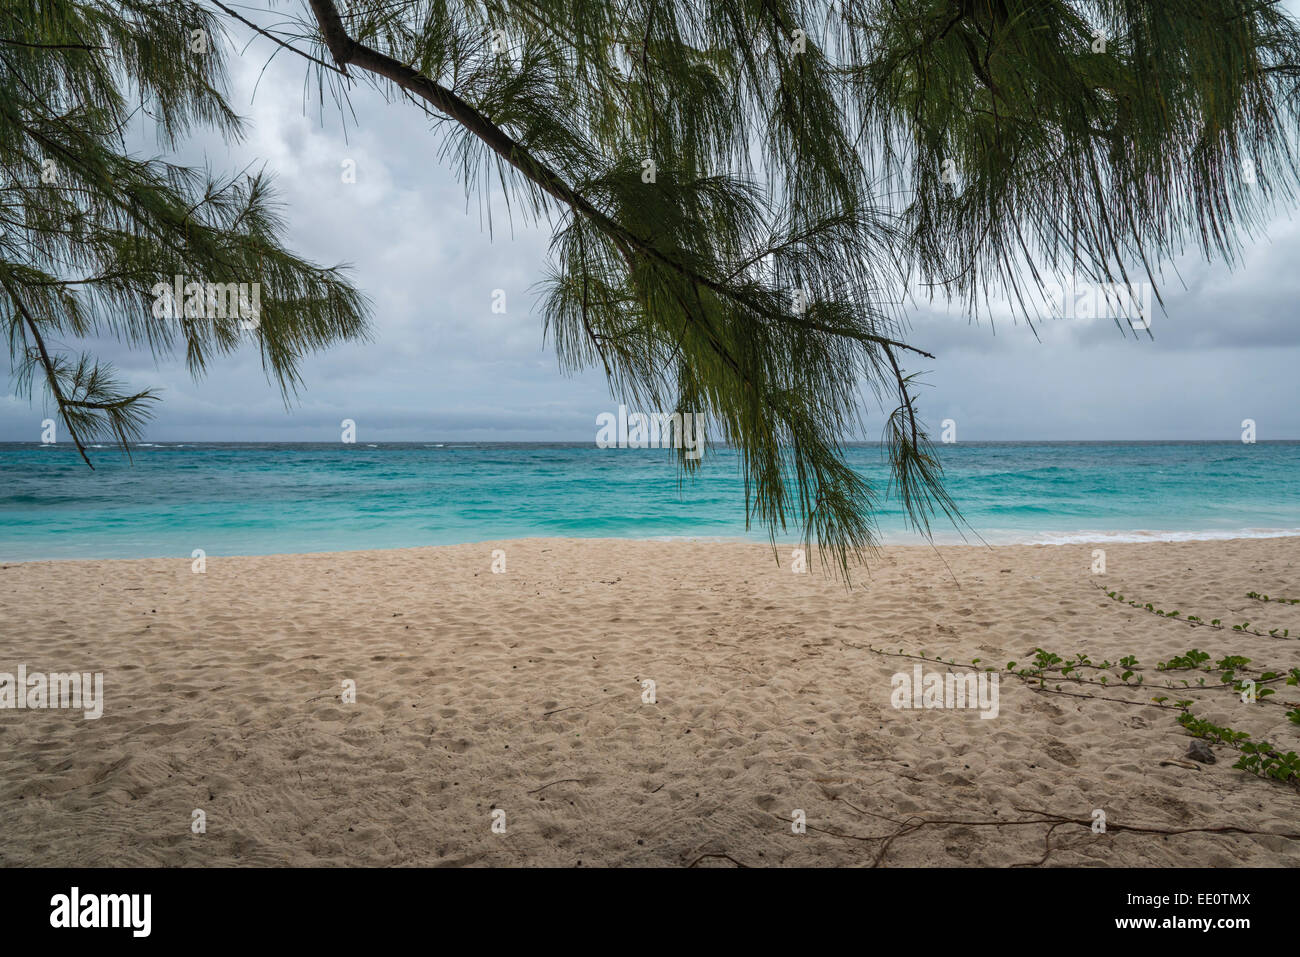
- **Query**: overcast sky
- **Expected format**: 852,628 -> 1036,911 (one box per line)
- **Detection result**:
3,13 -> 1298,443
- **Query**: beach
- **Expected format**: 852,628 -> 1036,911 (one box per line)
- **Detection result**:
1,536 -> 1297,867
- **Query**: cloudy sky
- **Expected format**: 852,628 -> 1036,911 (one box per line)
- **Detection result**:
3,11 -> 1298,443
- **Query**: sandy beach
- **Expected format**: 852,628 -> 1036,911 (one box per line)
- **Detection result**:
1,537 -> 1297,867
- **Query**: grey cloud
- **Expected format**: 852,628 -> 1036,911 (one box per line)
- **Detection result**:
2,20 -> 1298,443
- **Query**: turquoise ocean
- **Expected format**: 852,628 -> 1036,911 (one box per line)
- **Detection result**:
0,441 -> 1297,561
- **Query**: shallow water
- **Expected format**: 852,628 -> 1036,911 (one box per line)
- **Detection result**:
1,441 -> 1296,560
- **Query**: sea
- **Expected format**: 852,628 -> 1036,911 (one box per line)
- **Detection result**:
0,441 -> 1296,560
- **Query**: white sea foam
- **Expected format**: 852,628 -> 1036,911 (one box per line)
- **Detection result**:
648,528 -> 1300,547
1007,528 -> 1300,545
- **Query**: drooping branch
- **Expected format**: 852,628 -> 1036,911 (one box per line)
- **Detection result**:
1,275 -> 93,468
208,0 -> 346,75
0,0 -> 371,469
300,0 -> 932,362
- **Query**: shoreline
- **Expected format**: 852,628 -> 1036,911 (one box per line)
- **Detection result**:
4,528 -> 1300,565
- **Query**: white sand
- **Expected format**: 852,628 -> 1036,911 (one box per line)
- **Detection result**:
1,537 -> 1297,866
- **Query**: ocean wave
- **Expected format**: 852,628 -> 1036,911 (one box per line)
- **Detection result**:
1011,528 -> 1300,545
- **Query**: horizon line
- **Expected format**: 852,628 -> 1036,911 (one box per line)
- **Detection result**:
3,438 -> 1298,446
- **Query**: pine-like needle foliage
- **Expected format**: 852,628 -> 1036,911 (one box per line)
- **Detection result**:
273,0 -> 1300,574
1,0 -> 370,466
